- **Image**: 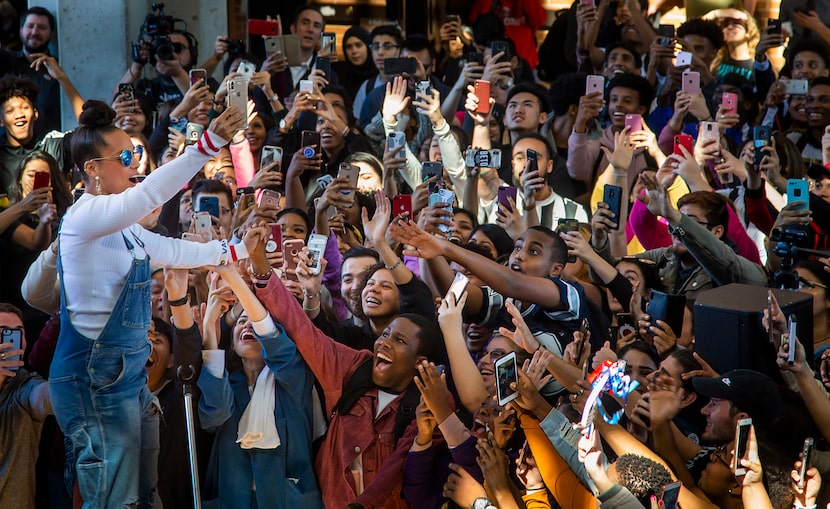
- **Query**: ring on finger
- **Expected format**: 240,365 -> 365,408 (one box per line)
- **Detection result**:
1,353 -> 5,360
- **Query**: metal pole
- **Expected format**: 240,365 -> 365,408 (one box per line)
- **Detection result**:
178,365 -> 202,509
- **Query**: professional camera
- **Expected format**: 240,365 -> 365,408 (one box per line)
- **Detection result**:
771,222 -> 810,289
131,3 -> 188,65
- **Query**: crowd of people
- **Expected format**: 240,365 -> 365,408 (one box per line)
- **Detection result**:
4,0 -> 830,508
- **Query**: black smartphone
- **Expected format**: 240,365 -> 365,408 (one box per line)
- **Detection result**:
301,131 -> 321,158
767,18 -> 782,34
490,40 -> 511,63
603,184 -> 622,231
660,481 -> 681,509
421,161 -> 444,182
734,418 -> 752,476
657,24 -> 675,46
384,57 -> 416,75
315,56 -> 331,81
557,218 -> 579,263
646,290 -> 686,338
464,50 -> 484,66
526,149 -> 538,174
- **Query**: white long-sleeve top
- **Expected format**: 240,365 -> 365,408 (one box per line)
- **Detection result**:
60,133 -> 233,340
21,247 -> 60,314
382,117 -> 467,205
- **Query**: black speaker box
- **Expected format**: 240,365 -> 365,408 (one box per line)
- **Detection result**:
693,284 -> 813,380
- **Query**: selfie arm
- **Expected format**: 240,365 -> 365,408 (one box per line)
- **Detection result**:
441,240 -> 566,310
672,214 -> 767,286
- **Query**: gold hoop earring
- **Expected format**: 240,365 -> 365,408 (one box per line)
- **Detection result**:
95,176 -> 102,194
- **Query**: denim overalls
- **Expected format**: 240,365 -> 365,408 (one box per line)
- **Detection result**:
50,230 -> 161,509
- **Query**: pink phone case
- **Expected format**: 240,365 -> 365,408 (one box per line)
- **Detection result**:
721,92 -> 738,114
682,71 -> 700,96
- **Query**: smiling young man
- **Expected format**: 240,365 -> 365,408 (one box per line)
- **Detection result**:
251,248 -> 446,508
567,73 -> 664,188
393,220 -> 600,367
353,25 -> 403,120
787,77 -> 830,166
0,76 -> 39,194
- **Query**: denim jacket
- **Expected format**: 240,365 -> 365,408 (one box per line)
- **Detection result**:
198,324 -> 322,509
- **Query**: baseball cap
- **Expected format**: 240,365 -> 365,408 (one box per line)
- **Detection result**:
807,164 -> 830,182
692,369 -> 782,426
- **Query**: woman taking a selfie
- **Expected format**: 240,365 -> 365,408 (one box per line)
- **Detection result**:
49,99 -> 245,508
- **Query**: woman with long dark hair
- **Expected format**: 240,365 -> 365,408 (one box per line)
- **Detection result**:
48,99 -> 245,508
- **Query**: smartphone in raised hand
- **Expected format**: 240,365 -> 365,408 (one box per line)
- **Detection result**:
733,418 -> 752,476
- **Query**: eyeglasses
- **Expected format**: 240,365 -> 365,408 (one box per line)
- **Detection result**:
370,42 -> 399,51
88,145 -> 144,168
476,348 -> 509,362
798,277 -> 827,290
172,42 -> 189,53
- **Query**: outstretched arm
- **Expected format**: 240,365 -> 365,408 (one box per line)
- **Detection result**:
391,220 -> 566,311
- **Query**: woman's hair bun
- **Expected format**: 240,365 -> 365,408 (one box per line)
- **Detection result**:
78,100 -> 116,128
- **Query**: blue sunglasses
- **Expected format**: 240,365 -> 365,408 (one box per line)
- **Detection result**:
89,145 -> 144,167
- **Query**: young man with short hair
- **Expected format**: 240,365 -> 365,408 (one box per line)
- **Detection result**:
353,25 -> 403,120
394,220 -> 600,371
787,77 -> 830,166
567,74 -> 664,189
512,133 -> 588,229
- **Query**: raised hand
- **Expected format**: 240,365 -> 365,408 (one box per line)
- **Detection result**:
414,361 -> 453,423
498,300 -> 540,354
208,104 -> 247,142
391,219 -> 448,259
361,191 -> 391,247
382,76 -> 411,121
601,127 -> 635,171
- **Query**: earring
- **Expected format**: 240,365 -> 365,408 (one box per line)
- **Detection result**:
95,176 -> 101,194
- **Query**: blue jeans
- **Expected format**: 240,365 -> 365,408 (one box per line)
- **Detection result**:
50,236 -> 160,509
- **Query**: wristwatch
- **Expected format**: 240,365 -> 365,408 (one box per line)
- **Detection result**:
471,498 -> 496,509
279,118 -> 292,131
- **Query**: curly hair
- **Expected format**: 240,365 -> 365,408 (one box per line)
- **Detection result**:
615,454 -> 673,502
0,75 -> 38,108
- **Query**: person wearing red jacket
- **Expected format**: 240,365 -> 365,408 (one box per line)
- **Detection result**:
469,0 -> 546,69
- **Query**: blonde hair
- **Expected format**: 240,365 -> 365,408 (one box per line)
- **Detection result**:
710,9 -> 760,73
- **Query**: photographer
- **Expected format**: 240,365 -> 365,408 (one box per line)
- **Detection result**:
114,5 -> 202,108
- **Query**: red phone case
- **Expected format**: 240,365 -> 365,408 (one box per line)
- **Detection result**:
392,195 -> 413,218
248,19 -> 280,36
33,172 -> 51,190
474,80 -> 491,114
269,223 -> 283,253
673,134 -> 693,156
